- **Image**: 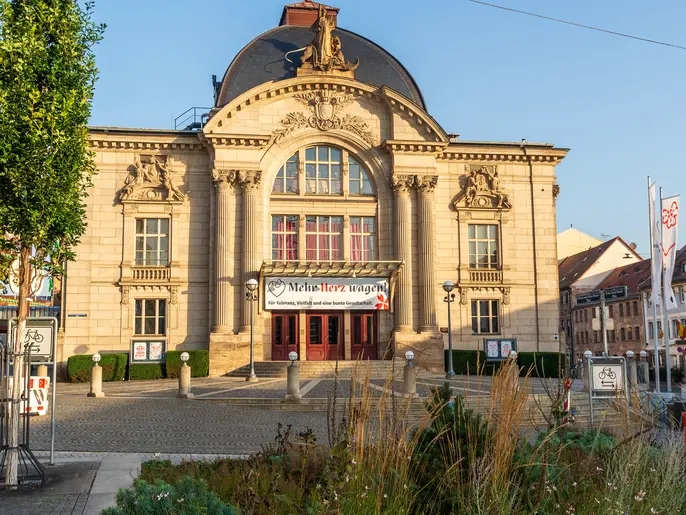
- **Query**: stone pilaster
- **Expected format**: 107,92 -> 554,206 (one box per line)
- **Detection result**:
211,169 -> 236,332
416,175 -> 438,331
238,170 -> 262,331
392,175 -> 413,331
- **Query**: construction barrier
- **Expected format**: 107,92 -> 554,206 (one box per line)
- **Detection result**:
7,376 -> 50,416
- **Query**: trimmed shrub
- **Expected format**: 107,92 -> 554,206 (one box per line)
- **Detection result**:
518,352 -> 566,378
166,350 -> 209,379
102,476 -> 236,515
67,353 -> 128,383
444,350 -> 483,375
129,362 -> 165,381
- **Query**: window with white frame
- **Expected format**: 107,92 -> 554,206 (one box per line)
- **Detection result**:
348,156 -> 374,195
305,216 -> 342,261
350,216 -> 376,261
471,300 -> 500,334
134,299 -> 166,335
468,224 -> 499,269
135,218 -> 169,266
272,152 -> 298,194
271,215 -> 298,261
305,146 -> 342,195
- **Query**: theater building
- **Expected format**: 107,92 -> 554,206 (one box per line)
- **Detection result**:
61,3 -> 568,374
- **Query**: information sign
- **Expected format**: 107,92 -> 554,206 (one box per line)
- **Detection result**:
483,338 -> 517,361
9,317 -> 55,360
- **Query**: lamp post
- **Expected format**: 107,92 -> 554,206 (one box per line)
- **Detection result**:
443,280 -> 456,377
245,278 -> 259,383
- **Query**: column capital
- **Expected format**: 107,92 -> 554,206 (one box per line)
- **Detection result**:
237,170 -> 262,193
212,169 -> 237,192
391,174 -> 413,195
414,175 -> 438,195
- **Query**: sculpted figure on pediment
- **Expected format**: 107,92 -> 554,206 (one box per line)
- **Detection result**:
118,154 -> 187,202
455,165 -> 512,210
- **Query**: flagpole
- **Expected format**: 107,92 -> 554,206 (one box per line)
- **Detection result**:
649,176 -> 660,393
660,186 -> 673,394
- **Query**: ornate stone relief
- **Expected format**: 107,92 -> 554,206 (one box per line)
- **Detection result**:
297,5 -> 359,74
269,90 -> 374,146
453,165 -> 511,210
553,184 -> 560,205
118,154 -> 187,202
121,286 -> 130,305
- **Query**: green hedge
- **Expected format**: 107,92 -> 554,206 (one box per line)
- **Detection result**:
129,363 -> 165,381
67,353 -> 128,383
444,350 -> 566,378
165,350 -> 209,379
518,352 -> 566,378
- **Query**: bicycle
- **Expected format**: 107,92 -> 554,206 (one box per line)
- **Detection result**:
24,329 -> 44,345
598,367 -> 616,380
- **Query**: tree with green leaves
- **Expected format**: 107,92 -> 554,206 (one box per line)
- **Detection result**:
0,0 -> 104,486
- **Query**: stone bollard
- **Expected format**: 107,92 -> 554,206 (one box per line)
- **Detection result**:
177,352 -> 194,399
403,351 -> 417,398
37,364 -> 48,377
87,353 -> 105,398
638,352 -> 650,391
285,352 -> 301,402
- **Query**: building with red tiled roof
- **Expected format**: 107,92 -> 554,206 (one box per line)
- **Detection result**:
558,237 -> 641,361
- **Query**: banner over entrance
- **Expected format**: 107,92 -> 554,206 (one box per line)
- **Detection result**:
264,277 -> 390,310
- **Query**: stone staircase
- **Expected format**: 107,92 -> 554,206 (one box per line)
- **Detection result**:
226,360 -> 405,379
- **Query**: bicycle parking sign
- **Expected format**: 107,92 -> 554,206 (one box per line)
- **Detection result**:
9,318 -> 55,360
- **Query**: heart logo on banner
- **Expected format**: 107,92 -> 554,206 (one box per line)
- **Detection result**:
268,279 -> 286,298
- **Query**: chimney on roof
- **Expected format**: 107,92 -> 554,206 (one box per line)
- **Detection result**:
280,2 -> 339,27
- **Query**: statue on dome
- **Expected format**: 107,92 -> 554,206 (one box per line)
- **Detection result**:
298,4 -> 359,74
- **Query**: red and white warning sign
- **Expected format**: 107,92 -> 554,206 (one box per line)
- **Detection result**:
7,376 -> 50,416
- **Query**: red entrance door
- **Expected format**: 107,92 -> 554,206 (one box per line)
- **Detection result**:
351,311 -> 378,360
306,312 -> 343,361
271,312 -> 298,361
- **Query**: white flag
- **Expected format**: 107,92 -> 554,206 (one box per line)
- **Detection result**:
661,194 -> 680,311
649,183 -> 662,306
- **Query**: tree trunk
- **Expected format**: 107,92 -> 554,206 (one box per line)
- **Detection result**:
5,247 -> 31,487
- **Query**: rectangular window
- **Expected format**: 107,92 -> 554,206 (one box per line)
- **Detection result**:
471,300 -> 500,334
628,327 -> 633,340
619,303 -> 624,317
609,305 -> 614,318
632,301 -> 638,316
620,327 -> 626,341
135,218 -> 169,266
657,321 -> 662,336
585,331 -> 589,343
134,299 -> 166,336
350,216 -> 376,261
626,302 -> 631,316
305,216 -> 342,261
468,224 -> 499,269
584,310 -> 588,322
649,321 -> 654,337
635,326 -> 640,341
305,146 -> 342,195
271,215 -> 298,260
593,330 -> 598,343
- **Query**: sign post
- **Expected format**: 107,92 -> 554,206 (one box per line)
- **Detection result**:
600,290 -> 608,356
587,356 -> 628,428
8,317 -> 58,465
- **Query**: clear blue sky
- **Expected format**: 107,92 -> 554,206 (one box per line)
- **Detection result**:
89,0 -> 686,257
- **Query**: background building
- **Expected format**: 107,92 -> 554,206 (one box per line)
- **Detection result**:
557,227 -> 603,261
558,237 -> 640,360
57,3 -> 568,374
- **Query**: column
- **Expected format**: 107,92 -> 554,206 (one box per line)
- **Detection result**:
392,175 -> 413,331
238,170 -> 262,331
212,169 -> 236,332
417,176 -> 438,331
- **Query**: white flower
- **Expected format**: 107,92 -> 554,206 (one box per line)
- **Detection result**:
572,482 -> 577,487
403,484 -> 408,490
345,475 -> 349,483
635,490 -> 646,502
596,466 -> 603,472
334,492 -> 338,501
383,493 -> 387,499
650,468 -> 656,472
316,483 -> 321,490
351,459 -> 357,465
153,452 -> 161,460
650,509 -> 659,514
177,498 -> 184,504
365,486 -> 369,491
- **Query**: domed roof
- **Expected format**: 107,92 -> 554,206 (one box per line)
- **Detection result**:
215,25 -> 425,109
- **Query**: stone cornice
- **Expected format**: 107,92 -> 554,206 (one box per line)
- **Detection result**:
89,129 -> 204,151
201,133 -> 270,149
381,140 -> 449,156
440,143 -> 569,164
379,87 -> 448,143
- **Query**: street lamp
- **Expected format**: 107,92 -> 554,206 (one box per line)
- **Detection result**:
180,352 -> 190,366
639,350 -> 647,360
443,280 -> 456,377
626,350 -> 635,360
245,278 -> 259,383
92,353 -> 101,366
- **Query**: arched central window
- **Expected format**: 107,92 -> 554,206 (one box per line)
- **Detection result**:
272,145 -> 374,197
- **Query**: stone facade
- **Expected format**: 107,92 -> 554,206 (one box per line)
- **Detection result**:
58,4 -> 569,375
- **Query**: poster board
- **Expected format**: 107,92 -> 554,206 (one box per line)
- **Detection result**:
130,340 -> 166,363
483,338 -> 517,361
